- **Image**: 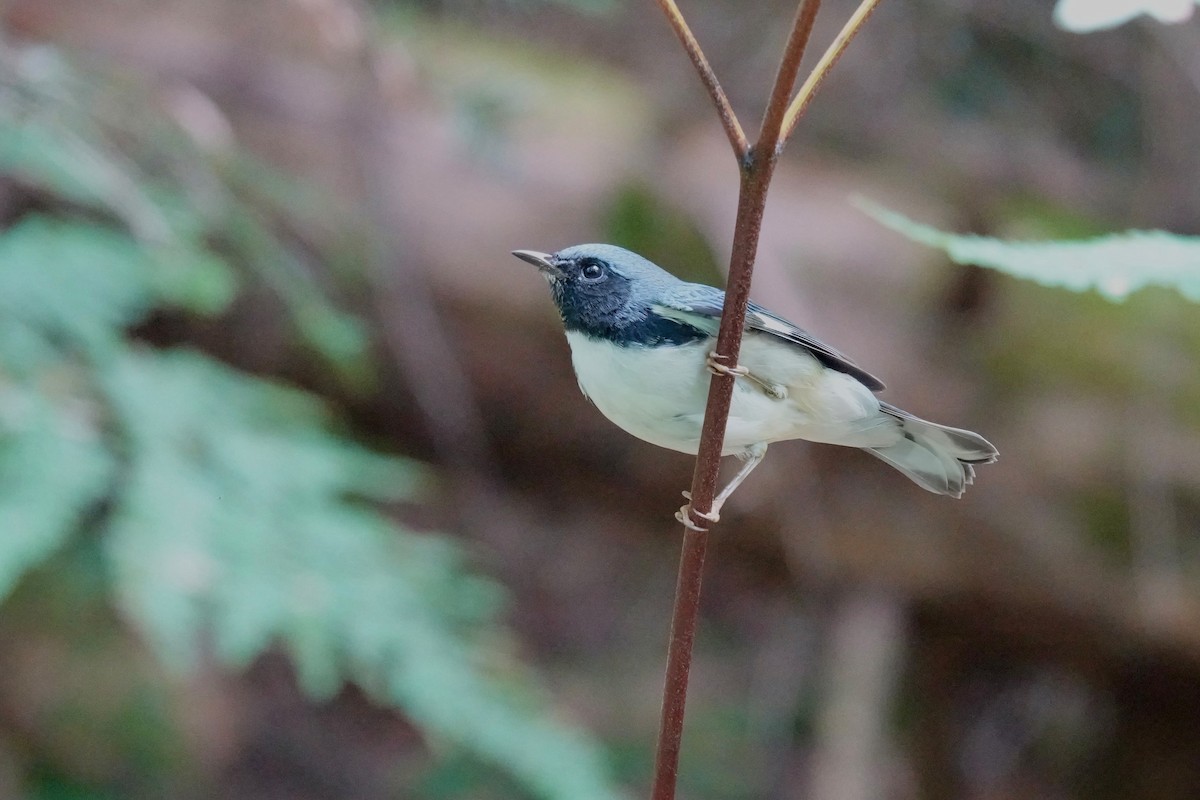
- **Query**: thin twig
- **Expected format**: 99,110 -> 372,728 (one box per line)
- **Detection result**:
650,3 -> 827,800
780,0 -> 884,145
655,0 -> 750,160
758,0 -> 823,149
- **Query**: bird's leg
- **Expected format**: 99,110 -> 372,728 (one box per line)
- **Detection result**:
711,442 -> 768,515
706,352 -> 787,400
675,442 -> 768,526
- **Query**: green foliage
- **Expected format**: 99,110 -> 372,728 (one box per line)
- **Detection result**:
99,350 -> 621,800
0,214 -> 231,602
858,198 -> 1200,303
0,46 -> 624,800
604,180 -> 723,286
0,44 -> 367,371
26,768 -> 122,800
0,216 -> 236,351
0,381 -> 113,601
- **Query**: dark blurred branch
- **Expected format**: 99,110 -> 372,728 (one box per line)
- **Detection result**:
347,4 -> 503,532
654,0 -> 750,160
781,0 -> 884,143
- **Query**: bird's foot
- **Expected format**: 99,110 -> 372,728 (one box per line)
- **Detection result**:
706,351 -> 749,379
675,504 -> 720,531
675,506 -> 706,531
676,491 -> 720,531
706,352 -> 786,399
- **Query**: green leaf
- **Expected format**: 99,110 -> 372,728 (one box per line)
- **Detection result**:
857,198 -> 1200,303
0,371 -> 114,602
145,242 -> 239,315
101,350 -> 623,800
292,302 -> 371,366
0,217 -> 236,355
0,116 -> 113,207
0,217 -> 155,350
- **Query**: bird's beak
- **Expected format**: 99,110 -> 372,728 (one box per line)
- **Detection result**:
512,249 -> 562,277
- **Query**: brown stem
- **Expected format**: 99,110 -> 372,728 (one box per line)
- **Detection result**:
655,0 -> 750,159
650,3 -> 825,799
759,0 -> 823,148
649,169 -> 771,800
649,525 -> 709,800
780,0 -> 885,144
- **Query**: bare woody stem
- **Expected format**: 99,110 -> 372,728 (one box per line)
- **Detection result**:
781,0 -> 884,143
654,0 -> 750,159
651,3 -> 823,798
758,0 -> 822,147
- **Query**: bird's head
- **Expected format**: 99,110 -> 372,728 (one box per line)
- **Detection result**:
512,244 -> 680,340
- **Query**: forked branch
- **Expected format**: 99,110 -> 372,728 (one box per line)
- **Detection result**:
649,1 -> 883,799
758,0 -> 822,151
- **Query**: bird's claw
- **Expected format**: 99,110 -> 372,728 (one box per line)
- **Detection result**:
675,505 -> 706,531
675,492 -> 721,530
680,490 -> 722,521
706,352 -> 749,378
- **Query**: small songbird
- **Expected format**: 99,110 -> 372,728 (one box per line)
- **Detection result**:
513,244 -> 997,527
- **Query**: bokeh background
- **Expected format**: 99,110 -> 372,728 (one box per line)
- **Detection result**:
2,1 -> 1200,798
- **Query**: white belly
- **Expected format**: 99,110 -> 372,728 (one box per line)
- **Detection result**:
563,331 -> 891,456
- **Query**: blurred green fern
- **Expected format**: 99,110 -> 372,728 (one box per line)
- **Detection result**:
0,44 -> 367,372
0,44 -> 622,800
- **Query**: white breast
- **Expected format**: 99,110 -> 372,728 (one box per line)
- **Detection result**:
565,331 -> 711,454
563,331 -> 891,456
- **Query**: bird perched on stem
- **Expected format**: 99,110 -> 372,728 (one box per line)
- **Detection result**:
513,244 -> 997,527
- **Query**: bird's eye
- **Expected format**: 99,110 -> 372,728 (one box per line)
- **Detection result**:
580,260 -> 606,281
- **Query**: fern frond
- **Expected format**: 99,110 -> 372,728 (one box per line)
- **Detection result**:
101,351 -> 623,800
0,216 -> 236,354
0,374 -> 113,602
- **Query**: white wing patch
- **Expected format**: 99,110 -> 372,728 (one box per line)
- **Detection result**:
651,304 -> 720,335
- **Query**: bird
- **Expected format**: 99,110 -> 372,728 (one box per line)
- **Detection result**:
512,244 -> 997,529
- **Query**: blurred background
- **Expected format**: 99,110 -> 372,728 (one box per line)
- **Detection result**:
1,0 -> 1200,798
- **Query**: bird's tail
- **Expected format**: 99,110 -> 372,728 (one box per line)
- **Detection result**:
864,403 -> 998,498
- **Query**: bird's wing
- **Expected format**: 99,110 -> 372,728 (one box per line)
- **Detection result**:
654,285 -> 886,391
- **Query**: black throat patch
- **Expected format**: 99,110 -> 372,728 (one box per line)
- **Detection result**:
552,282 -> 708,346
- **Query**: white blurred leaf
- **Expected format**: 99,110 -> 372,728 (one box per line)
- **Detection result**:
858,198 -> 1200,302
1054,0 -> 1196,32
